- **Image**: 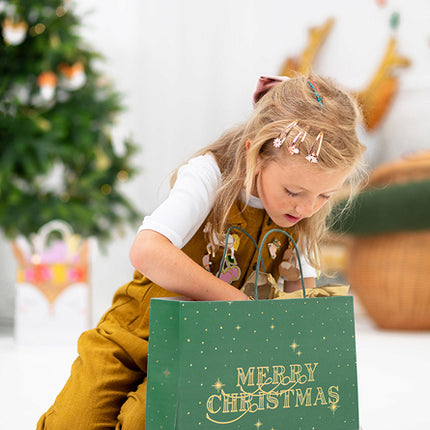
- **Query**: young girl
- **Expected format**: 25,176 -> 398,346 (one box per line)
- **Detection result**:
37,73 -> 365,429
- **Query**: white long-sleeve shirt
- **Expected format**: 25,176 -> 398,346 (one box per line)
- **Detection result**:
138,153 -> 317,279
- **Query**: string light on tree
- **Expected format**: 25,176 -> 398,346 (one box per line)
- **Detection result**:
56,5 -> 67,17
29,22 -> 46,37
0,0 -> 139,244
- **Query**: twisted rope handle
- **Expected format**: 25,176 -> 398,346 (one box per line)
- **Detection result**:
255,229 -> 306,300
216,225 -> 265,277
217,227 -> 306,299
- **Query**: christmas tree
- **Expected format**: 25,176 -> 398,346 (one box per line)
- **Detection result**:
0,0 -> 140,244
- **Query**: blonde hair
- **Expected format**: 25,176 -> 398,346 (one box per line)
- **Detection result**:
174,73 -> 366,271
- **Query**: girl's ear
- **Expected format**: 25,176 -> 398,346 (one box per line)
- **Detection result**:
245,139 -> 251,152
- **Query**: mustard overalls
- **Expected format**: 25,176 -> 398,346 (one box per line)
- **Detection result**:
37,201 -> 296,429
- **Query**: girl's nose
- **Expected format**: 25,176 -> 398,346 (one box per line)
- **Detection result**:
296,199 -> 317,218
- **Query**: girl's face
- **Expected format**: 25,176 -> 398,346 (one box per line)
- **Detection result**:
253,154 -> 350,228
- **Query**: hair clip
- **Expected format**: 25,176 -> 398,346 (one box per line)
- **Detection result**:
307,79 -> 324,108
305,132 -> 324,163
287,127 -> 309,155
273,120 -> 298,148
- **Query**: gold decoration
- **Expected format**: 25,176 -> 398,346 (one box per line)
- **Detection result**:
356,37 -> 411,131
34,23 -> 46,34
56,6 -> 67,17
117,170 -> 129,181
94,147 -> 111,170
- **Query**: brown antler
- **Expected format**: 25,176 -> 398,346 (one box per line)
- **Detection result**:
280,17 -> 335,77
356,37 -> 411,131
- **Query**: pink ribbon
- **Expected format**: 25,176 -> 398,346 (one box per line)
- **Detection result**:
252,75 -> 290,105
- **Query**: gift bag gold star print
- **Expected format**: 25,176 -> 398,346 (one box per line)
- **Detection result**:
145,230 -> 359,429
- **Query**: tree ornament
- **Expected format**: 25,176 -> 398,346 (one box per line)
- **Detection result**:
0,0 -> 139,245
58,62 -> 86,90
2,18 -> 28,45
56,5 -> 67,18
95,147 -> 111,170
37,71 -> 58,101
29,22 -> 46,37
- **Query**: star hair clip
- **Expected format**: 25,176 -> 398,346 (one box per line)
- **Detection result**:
305,132 -> 324,163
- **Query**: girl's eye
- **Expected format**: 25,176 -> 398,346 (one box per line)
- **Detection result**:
285,188 -> 299,197
320,194 -> 332,201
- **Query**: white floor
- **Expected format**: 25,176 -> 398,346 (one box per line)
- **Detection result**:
1,303 -> 430,430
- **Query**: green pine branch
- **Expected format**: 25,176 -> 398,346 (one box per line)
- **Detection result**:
0,0 -> 141,243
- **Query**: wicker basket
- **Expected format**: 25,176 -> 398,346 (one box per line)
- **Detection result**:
348,230 -> 430,329
368,150 -> 430,187
347,150 -> 430,330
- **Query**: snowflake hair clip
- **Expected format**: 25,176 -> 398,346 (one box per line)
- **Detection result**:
305,132 -> 324,163
273,120 -> 298,148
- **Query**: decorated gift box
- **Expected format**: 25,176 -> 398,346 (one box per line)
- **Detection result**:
12,220 -> 91,346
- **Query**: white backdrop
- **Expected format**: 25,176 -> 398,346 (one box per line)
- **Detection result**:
1,0 -> 429,325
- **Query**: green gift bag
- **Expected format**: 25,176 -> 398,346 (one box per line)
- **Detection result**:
146,229 -> 359,430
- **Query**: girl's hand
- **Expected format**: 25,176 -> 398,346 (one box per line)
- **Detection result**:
129,230 -> 250,301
